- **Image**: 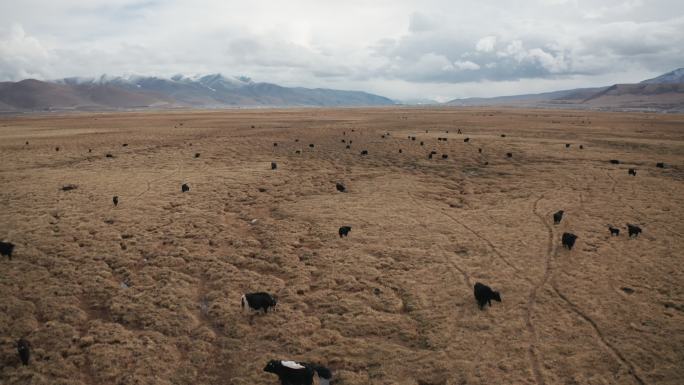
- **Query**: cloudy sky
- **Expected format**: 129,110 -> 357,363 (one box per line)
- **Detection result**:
1,0 -> 682,101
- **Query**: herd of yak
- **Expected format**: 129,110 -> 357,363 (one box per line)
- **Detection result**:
2,125 -> 658,385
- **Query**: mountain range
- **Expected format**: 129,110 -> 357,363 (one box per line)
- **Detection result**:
0,69 -> 682,112
446,68 -> 684,112
0,74 -> 395,112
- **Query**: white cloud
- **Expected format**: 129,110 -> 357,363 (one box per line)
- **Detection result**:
0,0 -> 682,100
475,36 -> 496,52
0,24 -> 52,80
453,60 -> 480,70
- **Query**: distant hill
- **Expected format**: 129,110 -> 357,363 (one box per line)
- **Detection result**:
640,68 -> 684,84
446,68 -> 684,112
0,74 -> 395,112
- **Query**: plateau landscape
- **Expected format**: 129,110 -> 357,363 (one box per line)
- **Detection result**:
1,1 -> 683,384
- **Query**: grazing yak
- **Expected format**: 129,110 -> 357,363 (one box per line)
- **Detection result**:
579,145 -> 584,149
309,144 -> 314,148
106,153 -> 113,158
273,142 -> 278,147
399,149 -> 403,153
113,196 -> 119,206
411,136 -> 416,141
420,141 -> 424,146
506,152 -> 513,158
17,339 -> 30,366
242,292 -> 278,314
428,153 -> 433,159
263,360 -> 332,385
295,150 -> 301,154
501,134 -> 506,137
1,241 -> 15,260
609,226 -> 620,236
478,148 -> 482,153
345,145 -> 351,149
565,143 -> 570,148
627,224 -> 642,238
562,232 -> 578,250
181,183 -> 190,193
457,129 -> 462,134
336,183 -> 346,193
609,159 -> 620,164
628,168 -> 637,176
341,139 -> 345,143
338,226 -> 352,238
55,147 -> 60,152
271,162 -> 277,170
360,150 -> 368,155
195,153 -> 200,158
441,154 -> 448,159
464,138 -> 470,143
122,143 -> 128,147
553,210 -> 564,225
474,282 -> 501,310
656,162 -> 665,168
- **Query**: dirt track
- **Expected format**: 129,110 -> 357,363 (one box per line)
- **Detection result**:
1,108 -> 683,385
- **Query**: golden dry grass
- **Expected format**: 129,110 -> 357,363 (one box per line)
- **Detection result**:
0,108 -> 683,385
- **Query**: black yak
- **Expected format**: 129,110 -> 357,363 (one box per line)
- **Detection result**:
627,224 -> 642,238
17,339 -> 30,366
609,226 -> 620,236
263,360 -> 332,385
0,241 -> 15,260
474,282 -> 501,310
553,210 -> 564,225
562,232 -> 578,250
338,226 -> 352,238
242,292 -> 277,313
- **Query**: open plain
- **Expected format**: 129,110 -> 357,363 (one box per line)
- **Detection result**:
1,108 -> 683,385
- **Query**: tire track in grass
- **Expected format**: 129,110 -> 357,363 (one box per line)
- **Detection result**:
550,282 -> 647,385
524,194 -> 556,385
413,194 -> 533,285
549,173 -> 648,385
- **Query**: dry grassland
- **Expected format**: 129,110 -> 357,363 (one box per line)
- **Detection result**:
0,108 -> 683,385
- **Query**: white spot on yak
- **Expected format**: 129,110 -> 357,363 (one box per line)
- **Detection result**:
281,361 -> 305,369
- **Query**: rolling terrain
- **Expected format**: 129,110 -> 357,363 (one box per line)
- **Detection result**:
0,108 -> 683,385
447,68 -> 684,112
0,75 -> 395,112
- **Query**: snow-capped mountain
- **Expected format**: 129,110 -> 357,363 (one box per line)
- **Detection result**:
0,74 -> 395,111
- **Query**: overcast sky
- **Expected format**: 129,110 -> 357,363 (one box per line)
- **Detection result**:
1,0 -> 682,101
